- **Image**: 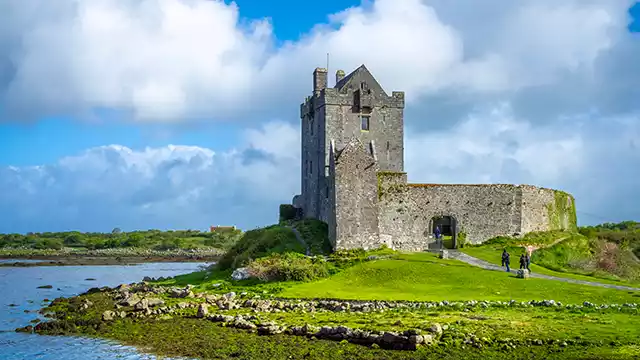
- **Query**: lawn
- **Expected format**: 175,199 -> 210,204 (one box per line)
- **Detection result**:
461,244 -> 639,287
279,253 -> 640,304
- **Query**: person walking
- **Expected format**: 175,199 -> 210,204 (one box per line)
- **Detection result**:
501,249 -> 511,272
434,225 -> 442,248
519,254 -> 526,269
525,253 -> 532,272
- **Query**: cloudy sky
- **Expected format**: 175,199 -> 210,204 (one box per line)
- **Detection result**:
0,0 -> 639,233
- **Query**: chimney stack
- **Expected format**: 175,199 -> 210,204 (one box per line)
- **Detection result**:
313,67 -> 328,94
336,69 -> 345,84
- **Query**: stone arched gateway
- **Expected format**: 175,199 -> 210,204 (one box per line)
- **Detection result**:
430,215 -> 458,249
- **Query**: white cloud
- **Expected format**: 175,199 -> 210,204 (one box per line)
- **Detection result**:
1,0 -> 632,120
0,0 -> 639,230
0,121 -> 300,233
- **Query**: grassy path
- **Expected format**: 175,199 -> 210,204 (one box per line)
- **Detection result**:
448,250 -> 640,291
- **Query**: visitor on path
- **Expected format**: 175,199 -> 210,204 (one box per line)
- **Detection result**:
501,249 -> 511,272
434,225 -> 442,248
525,253 -> 531,272
519,254 -> 526,269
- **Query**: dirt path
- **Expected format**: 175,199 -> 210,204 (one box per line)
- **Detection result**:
286,226 -> 311,256
447,250 -> 640,292
518,235 -> 570,255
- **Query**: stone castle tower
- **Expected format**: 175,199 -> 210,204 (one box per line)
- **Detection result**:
290,65 -> 577,251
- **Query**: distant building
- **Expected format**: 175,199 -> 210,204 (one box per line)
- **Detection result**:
210,225 -> 237,233
289,65 -> 577,251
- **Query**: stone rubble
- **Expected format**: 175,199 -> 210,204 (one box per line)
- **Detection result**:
28,283 -> 638,352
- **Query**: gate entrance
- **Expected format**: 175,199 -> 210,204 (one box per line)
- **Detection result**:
431,216 -> 457,249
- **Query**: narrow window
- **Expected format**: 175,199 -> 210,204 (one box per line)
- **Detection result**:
310,118 -> 314,136
325,165 -> 330,177
310,160 -> 313,174
360,115 -> 370,131
386,141 -> 390,162
325,185 -> 329,198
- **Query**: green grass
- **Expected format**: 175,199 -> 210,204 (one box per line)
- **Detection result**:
277,253 -> 640,304
96,317 -> 640,360
36,284 -> 640,360
462,236 -> 640,286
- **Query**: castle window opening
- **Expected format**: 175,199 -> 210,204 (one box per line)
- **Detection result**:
310,160 -> 313,174
310,118 -> 314,135
386,141 -> 390,161
360,115 -> 370,131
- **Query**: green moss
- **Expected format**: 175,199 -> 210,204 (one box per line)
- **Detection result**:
546,191 -> 577,231
376,172 -> 407,200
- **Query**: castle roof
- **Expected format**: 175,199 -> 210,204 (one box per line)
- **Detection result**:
334,64 -> 388,96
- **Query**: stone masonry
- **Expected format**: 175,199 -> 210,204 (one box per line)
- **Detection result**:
290,65 -> 577,251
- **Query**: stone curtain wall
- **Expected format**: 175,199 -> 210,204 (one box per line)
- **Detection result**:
520,186 -> 577,233
378,182 -> 521,250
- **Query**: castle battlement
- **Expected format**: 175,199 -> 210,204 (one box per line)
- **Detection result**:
289,65 -> 577,251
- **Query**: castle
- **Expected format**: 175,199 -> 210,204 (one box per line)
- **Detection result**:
288,65 -> 577,251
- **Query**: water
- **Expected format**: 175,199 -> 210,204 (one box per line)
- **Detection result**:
0,262 -> 209,359
0,259 -> 45,264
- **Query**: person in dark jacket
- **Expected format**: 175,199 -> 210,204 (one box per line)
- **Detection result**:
434,226 -> 442,248
501,249 -> 511,272
525,253 -> 532,272
519,254 -> 526,269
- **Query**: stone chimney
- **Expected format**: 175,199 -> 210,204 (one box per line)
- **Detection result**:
335,69 -> 345,85
313,67 -> 328,95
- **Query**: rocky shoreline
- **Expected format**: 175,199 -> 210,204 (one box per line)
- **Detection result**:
0,248 -> 221,266
20,281 -> 640,352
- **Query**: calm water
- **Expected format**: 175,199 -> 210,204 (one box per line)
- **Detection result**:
0,262 -> 209,359
0,259 -> 45,264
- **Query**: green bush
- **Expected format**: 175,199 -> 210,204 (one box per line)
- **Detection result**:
292,219 -> 332,255
218,225 -> 305,270
33,238 -> 63,250
246,252 -> 332,282
457,231 -> 467,248
279,204 -> 297,222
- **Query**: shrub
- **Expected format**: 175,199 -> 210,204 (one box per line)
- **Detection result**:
292,219 -> 332,255
279,204 -> 297,222
33,238 -> 63,250
218,225 -> 305,270
246,252 -> 331,282
457,231 -> 467,248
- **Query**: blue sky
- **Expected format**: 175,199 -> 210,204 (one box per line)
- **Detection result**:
0,0 -> 639,233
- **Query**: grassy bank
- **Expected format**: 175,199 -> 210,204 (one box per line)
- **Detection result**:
23,221 -> 640,360
461,227 -> 640,286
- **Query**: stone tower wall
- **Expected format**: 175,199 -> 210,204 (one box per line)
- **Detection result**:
333,140 -> 381,250
323,88 -> 405,172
